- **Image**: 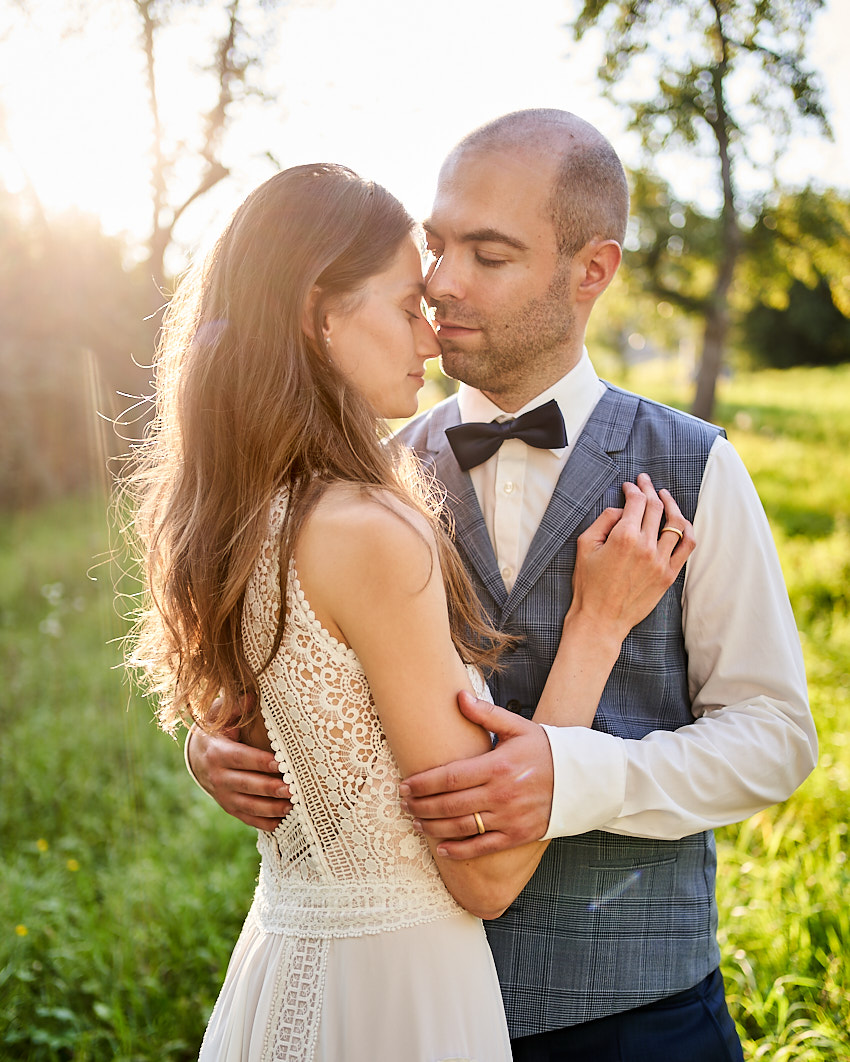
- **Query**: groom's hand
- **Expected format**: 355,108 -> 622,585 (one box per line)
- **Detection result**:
399,691 -> 554,858
188,725 -> 292,832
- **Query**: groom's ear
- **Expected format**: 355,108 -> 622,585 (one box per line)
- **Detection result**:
574,239 -> 622,304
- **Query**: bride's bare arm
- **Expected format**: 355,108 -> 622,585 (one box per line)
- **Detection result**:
294,486 -> 547,920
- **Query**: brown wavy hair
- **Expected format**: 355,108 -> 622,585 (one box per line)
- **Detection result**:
127,163 -> 507,735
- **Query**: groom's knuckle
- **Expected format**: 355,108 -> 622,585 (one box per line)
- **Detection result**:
443,766 -> 465,791
489,758 -> 513,784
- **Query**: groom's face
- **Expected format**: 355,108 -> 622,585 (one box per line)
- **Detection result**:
423,146 -> 577,410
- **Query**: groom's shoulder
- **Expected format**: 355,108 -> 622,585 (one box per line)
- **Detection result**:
602,380 -> 726,445
396,393 -> 460,452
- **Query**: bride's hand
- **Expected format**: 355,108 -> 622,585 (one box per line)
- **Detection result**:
569,472 -> 695,642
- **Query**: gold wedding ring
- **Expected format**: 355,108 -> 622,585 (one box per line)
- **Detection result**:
473,811 -> 486,835
659,526 -> 684,541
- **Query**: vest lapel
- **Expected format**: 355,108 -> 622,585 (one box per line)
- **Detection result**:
418,398 -> 508,608
502,385 -> 640,622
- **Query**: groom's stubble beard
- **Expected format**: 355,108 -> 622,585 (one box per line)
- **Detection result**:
435,257 -> 576,403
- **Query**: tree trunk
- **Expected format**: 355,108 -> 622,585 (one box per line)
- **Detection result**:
691,4 -> 740,422
692,207 -> 741,421
692,297 -> 728,421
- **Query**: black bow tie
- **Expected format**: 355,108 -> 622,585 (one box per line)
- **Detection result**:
445,399 -> 567,472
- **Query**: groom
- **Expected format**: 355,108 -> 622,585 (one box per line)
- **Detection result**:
187,110 -> 815,1059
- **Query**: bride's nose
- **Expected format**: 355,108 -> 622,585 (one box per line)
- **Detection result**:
414,316 -> 441,360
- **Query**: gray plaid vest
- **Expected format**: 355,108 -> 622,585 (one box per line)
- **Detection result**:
400,383 -> 726,1036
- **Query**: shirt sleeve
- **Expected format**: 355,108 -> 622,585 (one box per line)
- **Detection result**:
542,436 -> 817,841
183,724 -> 212,797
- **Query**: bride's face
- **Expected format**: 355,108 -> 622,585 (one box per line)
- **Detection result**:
324,236 -> 440,419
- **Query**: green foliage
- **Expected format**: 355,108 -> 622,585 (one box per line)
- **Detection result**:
736,188 -> 850,367
2,366 -> 850,1058
624,170 -> 723,312
743,188 -> 850,318
596,168 -> 725,368
742,278 -> 850,368
615,176 -> 850,371
569,0 -> 831,418
573,0 -> 828,163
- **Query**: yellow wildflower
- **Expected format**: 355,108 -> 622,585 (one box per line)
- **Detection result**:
66,859 -> 80,872
36,839 -> 48,852
15,925 -> 28,937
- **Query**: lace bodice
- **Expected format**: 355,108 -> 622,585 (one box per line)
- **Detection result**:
241,492 -> 463,939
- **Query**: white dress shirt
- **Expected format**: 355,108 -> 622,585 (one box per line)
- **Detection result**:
456,352 -> 817,841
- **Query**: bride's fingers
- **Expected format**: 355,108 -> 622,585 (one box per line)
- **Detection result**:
658,489 -> 696,565
618,480 -> 649,532
632,475 -> 695,562
603,479 -> 694,570
634,473 -> 665,537
658,488 -> 687,542
586,505 -> 626,543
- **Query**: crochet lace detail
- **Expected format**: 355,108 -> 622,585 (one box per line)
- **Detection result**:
241,492 -> 463,1061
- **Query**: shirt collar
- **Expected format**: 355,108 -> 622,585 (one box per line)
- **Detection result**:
456,349 -> 604,453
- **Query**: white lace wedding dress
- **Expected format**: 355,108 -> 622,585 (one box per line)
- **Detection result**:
199,494 -> 511,1062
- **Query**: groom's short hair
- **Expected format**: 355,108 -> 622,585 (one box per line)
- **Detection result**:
451,108 -> 630,258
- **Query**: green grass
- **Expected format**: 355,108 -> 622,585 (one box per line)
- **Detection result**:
0,494 -> 259,1060
2,364 -> 849,1059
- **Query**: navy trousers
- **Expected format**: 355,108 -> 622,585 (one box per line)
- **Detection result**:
510,969 -> 744,1062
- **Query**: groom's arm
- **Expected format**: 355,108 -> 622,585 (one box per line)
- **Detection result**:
399,704 -> 621,855
401,439 -> 816,857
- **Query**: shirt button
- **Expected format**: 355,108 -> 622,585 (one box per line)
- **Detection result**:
502,481 -> 515,494
506,699 -> 522,713
501,566 -> 513,580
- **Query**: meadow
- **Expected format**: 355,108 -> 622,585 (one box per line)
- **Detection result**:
1,364 -> 848,1060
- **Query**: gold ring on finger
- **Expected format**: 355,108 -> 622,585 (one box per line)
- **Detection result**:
659,526 -> 684,541
473,811 -> 486,835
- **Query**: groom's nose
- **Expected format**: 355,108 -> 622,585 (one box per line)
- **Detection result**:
425,252 -> 464,303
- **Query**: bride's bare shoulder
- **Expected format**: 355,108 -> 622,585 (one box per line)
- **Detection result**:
297,482 -> 438,597
313,482 -> 433,544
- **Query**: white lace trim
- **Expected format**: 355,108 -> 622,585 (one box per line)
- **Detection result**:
261,934 -> 328,1062
250,865 -> 461,938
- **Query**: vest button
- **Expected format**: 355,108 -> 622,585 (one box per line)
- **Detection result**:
505,699 -> 522,713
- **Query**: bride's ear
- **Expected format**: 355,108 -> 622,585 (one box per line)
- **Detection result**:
301,285 -> 331,346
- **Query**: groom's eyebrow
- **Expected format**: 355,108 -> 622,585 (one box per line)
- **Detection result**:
422,221 -> 528,252
463,227 -> 529,250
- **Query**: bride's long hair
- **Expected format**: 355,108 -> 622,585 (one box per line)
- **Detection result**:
128,164 -> 507,734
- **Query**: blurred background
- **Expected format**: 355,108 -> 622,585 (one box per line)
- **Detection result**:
1,0 -> 848,503
1,1 -> 848,1059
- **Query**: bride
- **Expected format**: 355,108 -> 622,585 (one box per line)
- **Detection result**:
128,163 -> 693,1061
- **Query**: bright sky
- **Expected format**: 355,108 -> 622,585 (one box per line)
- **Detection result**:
2,0 -> 848,266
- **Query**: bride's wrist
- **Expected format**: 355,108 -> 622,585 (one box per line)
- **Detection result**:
559,608 -> 626,666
